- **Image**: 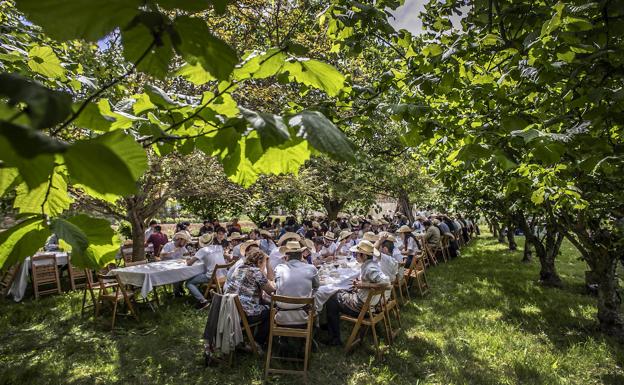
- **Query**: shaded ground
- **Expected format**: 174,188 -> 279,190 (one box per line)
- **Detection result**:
1,234 -> 622,385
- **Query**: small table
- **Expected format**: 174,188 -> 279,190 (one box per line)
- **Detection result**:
9,252 -> 69,302
109,259 -> 205,298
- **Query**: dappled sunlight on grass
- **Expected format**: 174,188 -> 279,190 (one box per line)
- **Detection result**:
1,233 -> 623,384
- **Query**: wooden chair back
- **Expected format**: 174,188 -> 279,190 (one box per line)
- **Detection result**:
341,284 -> 390,357
68,255 -> 88,291
265,295 -> 316,381
203,260 -> 236,299
31,254 -> 62,299
96,273 -> 138,330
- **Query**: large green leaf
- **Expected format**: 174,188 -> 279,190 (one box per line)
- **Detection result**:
240,107 -> 290,149
0,217 -> 50,269
123,22 -> 174,79
27,46 -> 66,79
176,62 -> 216,85
0,73 -> 72,129
233,49 -> 287,80
13,171 -> 72,216
282,59 -> 345,97
0,168 -> 19,196
0,136 -> 55,188
73,101 -> 114,132
14,0 -> 140,41
92,131 -> 148,180
289,111 -> 354,161
51,214 -> 119,268
0,121 -> 67,158
173,16 -> 238,80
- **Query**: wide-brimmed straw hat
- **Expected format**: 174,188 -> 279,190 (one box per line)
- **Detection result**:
123,239 -> 133,246
199,233 -> 214,247
363,231 -> 379,243
241,240 -> 260,256
277,232 -> 301,246
259,229 -> 273,238
349,218 -> 360,227
312,221 -> 320,229
397,225 -> 413,233
173,232 -> 191,242
323,231 -> 337,241
370,219 -> 380,226
350,240 -> 380,257
279,240 -> 307,254
377,231 -> 396,242
228,232 -> 244,241
338,230 -> 353,242
302,238 -> 314,253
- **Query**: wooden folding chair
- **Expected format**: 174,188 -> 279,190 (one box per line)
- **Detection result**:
1,263 -> 22,297
264,295 -> 315,383
341,285 -> 391,358
203,261 -> 236,300
439,236 -> 450,263
233,294 -> 261,356
404,253 -> 429,297
121,247 -> 133,266
393,269 -> 411,305
82,268 -> 118,317
32,254 -> 62,299
95,274 -> 139,330
67,255 -> 89,291
384,286 -> 402,343
423,242 -> 439,266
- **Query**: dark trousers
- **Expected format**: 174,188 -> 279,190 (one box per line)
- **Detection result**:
325,293 -> 360,342
404,254 -> 415,268
246,308 -> 270,346
449,240 -> 459,258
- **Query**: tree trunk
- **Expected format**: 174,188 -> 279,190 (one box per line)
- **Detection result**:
324,198 -> 344,222
592,249 -> 624,334
397,189 -> 414,223
491,220 -> 500,239
516,212 -> 562,286
497,223 -> 506,243
506,220 -> 517,250
522,239 -> 532,263
128,208 -> 147,262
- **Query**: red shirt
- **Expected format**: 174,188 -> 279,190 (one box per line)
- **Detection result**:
147,232 -> 168,256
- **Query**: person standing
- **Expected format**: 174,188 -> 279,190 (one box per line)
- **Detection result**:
144,225 -> 168,258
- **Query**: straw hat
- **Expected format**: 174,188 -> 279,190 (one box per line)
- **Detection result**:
312,221 -> 320,229
123,239 -> 133,246
199,233 -> 214,247
362,231 -> 379,243
173,232 -> 191,242
277,232 -> 301,246
279,240 -> 307,254
397,225 -> 413,233
259,229 -> 273,238
378,231 -> 396,242
349,218 -> 360,227
228,232 -> 244,241
240,240 -> 260,256
323,231 -> 337,241
338,230 -> 353,242
349,240 -> 380,257
370,219 -> 380,226
302,238 -> 314,253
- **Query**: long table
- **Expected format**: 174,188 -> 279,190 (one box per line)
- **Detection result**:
109,259 -> 205,298
315,261 -> 360,311
9,252 -> 69,302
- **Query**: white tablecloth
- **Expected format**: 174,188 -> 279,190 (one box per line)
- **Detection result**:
9,252 -> 69,302
315,262 -> 360,311
109,259 -> 205,298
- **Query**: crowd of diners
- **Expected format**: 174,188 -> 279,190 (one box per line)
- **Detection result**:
142,211 -> 480,348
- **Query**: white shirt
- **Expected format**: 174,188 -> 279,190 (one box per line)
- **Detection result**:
144,227 -> 154,240
194,246 -> 226,278
260,239 -> 276,254
269,248 -> 285,271
320,242 -> 337,257
378,253 -> 399,298
401,236 -> 419,254
232,244 -> 242,259
336,239 -> 355,256
274,259 -> 319,325
160,242 -> 186,260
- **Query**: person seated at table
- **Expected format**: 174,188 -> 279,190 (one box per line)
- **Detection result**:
223,249 -> 275,348
274,241 -> 320,325
248,229 -> 261,241
213,227 -> 229,249
397,225 -> 419,268
144,219 -> 158,240
320,231 -> 337,259
198,220 -> 213,236
301,238 -> 315,264
269,232 -> 301,271
185,234 -> 226,310
258,230 -> 276,255
227,240 -> 260,281
309,237 -> 326,266
376,236 -> 400,298
227,217 -> 242,234
44,233 -> 60,252
324,240 -> 390,346
227,232 -> 245,261
424,219 -> 441,251
159,232 -> 191,296
335,230 -> 354,256
144,225 -> 168,258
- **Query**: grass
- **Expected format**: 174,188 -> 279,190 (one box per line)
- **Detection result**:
1,233 -> 623,385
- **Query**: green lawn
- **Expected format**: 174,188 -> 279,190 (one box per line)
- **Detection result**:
1,234 -> 623,385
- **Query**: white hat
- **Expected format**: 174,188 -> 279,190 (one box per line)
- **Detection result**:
349,240 -> 380,257
362,231 -> 379,243
199,233 -> 213,247
173,232 -> 191,242
279,240 -> 307,254
397,225 -> 413,233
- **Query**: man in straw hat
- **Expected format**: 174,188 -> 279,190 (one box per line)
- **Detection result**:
185,233 -> 227,309
273,241 -> 320,325
227,239 -> 261,281
335,230 -> 354,256
269,232 -> 301,271
397,224 -> 420,268
324,240 -> 390,346
160,231 -> 192,296
226,232 -> 245,261
258,229 -> 276,255
320,231 -> 338,258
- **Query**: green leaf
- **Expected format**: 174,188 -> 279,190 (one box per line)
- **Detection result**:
240,107 -> 290,149
123,22 -> 174,79
0,73 -> 72,129
73,101 -> 114,132
282,59 -> 345,97
0,168 -> 19,196
13,171 -> 72,216
176,62 -> 216,85
173,16 -> 238,80
422,44 -> 443,57
289,111 -> 354,161
14,0 -> 140,41
52,214 -> 119,268
233,49 -> 287,80
253,139 -> 311,176
501,116 -> 529,132
541,2 -> 564,37
0,217 -> 50,269
0,121 -> 68,158
532,142 -> 565,164
531,187 -> 546,205
0,136 -> 55,188
27,46 -> 66,79
564,17 -> 593,32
